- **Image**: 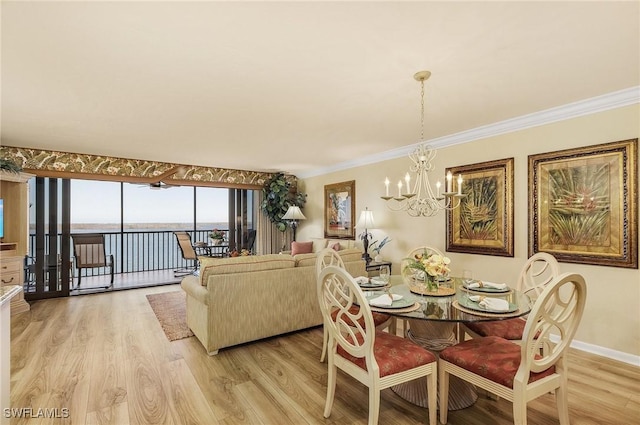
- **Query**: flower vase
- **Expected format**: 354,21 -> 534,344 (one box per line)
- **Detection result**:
426,275 -> 439,293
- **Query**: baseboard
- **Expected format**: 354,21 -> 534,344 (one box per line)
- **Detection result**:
549,335 -> 640,367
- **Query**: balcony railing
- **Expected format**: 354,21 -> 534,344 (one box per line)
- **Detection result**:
27,229 -> 226,279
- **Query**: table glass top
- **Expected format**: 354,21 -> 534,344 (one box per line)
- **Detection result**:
363,275 -> 533,323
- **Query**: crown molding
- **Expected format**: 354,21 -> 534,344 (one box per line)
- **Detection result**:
298,86 -> 640,179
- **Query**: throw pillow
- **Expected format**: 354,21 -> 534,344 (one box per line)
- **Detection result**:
291,241 -> 313,256
330,242 -> 341,251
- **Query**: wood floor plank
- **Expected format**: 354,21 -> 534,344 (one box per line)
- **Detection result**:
85,401 -> 130,425
159,358 -> 220,425
174,338 -> 255,423
9,284 -> 640,425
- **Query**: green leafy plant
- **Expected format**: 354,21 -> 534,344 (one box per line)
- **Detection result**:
370,236 -> 392,255
208,228 -> 225,240
261,172 -> 307,232
0,158 -> 22,174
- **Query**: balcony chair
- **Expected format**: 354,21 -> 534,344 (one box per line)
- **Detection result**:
71,233 -> 114,289
438,272 -> 586,425
24,254 -> 73,290
315,248 -> 392,363
461,252 -> 560,345
174,231 -> 199,277
318,265 -> 437,425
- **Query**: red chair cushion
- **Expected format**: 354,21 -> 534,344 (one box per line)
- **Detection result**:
440,336 -> 555,388
337,330 -> 436,377
465,318 -> 526,340
331,306 -> 390,328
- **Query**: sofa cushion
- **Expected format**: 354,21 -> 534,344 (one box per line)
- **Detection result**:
337,248 -> 363,263
312,238 -> 328,252
199,254 -> 295,285
293,253 -> 318,267
291,241 -> 313,256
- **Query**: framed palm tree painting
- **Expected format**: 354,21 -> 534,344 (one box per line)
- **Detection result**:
528,139 -> 637,268
446,158 -> 514,257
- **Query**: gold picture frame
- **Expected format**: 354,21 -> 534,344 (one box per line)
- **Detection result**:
529,139 -> 638,268
446,158 -> 514,257
324,180 -> 356,239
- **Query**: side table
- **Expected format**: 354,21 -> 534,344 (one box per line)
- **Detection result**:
366,260 -> 392,277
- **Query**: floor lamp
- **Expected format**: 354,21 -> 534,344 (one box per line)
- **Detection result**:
282,205 -> 306,241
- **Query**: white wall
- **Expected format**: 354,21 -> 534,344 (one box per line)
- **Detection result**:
298,104 -> 640,361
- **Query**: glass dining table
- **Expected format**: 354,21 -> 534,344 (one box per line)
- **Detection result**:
365,274 -> 534,411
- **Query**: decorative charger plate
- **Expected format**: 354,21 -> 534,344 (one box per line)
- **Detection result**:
457,293 -> 517,314
359,278 -> 388,289
462,280 -> 511,293
364,293 -> 415,309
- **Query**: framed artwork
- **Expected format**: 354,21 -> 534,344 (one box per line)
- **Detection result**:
446,158 -> 514,257
324,180 -> 356,239
529,139 -> 637,269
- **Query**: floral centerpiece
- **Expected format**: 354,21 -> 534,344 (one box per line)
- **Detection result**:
208,228 -> 225,245
402,250 -> 451,292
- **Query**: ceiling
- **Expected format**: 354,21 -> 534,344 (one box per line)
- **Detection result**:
2,1 -> 639,177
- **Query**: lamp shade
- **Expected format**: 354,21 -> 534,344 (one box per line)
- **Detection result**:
356,209 -> 375,229
282,205 -> 306,221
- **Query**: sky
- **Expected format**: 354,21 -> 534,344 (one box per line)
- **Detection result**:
30,179 -> 230,224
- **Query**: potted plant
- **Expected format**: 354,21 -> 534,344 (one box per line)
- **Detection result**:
261,172 -> 307,232
208,228 -> 225,245
370,236 -> 392,262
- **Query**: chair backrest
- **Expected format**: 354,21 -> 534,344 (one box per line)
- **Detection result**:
516,252 -> 560,298
71,233 -> 108,267
401,246 -> 444,280
318,266 -> 376,365
517,272 -> 586,386
174,231 -> 198,261
315,247 -> 345,277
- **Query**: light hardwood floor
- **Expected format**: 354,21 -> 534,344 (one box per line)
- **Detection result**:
9,284 -> 640,425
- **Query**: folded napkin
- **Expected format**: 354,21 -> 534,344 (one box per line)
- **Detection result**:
369,294 -> 403,307
467,280 -> 508,290
369,276 -> 387,285
469,295 -> 510,312
354,276 -> 369,285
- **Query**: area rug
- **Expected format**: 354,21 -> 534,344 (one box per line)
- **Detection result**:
146,291 -> 194,341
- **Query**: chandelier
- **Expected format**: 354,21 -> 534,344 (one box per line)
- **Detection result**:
381,71 -> 465,217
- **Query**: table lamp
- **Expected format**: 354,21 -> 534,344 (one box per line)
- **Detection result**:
282,205 -> 306,241
356,207 -> 375,264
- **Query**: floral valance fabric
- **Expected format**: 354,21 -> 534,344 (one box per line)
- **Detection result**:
0,146 -> 281,189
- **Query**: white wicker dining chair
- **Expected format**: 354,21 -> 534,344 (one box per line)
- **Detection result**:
318,266 -> 438,425
315,248 -> 392,362
461,252 -> 560,345
438,272 -> 586,425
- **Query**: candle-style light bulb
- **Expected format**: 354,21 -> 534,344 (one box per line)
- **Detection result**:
436,180 -> 441,197
404,173 -> 411,194
457,174 -> 463,195
397,180 -> 403,197
446,171 -> 453,193
384,177 -> 390,197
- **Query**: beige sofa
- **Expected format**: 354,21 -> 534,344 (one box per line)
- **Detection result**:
181,248 -> 366,355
